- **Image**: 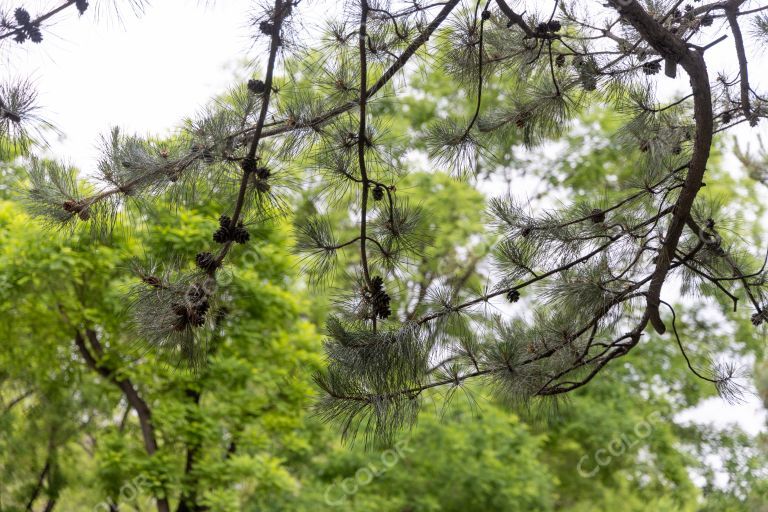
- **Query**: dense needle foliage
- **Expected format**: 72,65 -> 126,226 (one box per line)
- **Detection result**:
6,0 -> 768,445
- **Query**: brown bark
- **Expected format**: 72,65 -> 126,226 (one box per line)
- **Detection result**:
608,0 -> 714,334
74,329 -> 170,512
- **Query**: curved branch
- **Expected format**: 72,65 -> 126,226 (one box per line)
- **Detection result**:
74,329 -> 170,512
608,0 -> 715,334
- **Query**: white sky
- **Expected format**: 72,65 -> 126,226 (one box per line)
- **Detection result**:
6,0 -> 768,435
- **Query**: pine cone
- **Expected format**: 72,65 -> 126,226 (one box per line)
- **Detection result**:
195,252 -> 219,272
241,157 -> 257,174
76,0 -> 89,14
256,166 -> 271,180
142,275 -> 162,288
14,8 -> 30,25
642,61 -> 661,75
248,79 -> 266,95
27,24 -> 42,43
367,276 -> 392,320
372,185 -> 385,201
590,208 -> 606,224
62,199 -> 79,212
506,290 -> 520,303
213,226 -> 231,244
259,20 -> 275,36
701,14 -> 714,27
547,20 -> 561,32
232,224 -> 250,244
213,215 -> 231,243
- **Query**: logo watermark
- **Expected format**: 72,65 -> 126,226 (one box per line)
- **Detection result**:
324,439 -> 413,506
576,410 -> 664,478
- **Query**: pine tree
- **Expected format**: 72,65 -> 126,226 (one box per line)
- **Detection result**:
13,0 -> 768,442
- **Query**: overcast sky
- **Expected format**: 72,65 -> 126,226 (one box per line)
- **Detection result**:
6,0 -> 768,435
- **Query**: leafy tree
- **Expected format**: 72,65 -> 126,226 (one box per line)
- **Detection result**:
0,182 -> 327,510
0,189 -> 756,510
4,2 -> 768,506
3,113 -> 768,511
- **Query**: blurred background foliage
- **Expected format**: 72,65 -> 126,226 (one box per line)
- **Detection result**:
1,60 -> 768,511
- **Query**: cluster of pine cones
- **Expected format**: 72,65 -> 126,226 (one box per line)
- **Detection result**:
171,284 -> 209,331
213,215 -> 250,244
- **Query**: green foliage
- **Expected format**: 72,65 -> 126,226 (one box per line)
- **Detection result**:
0,189 -> 325,510
5,2 -> 768,507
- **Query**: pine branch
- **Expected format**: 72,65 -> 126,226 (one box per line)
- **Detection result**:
242,0 -> 462,140
607,0 -> 715,334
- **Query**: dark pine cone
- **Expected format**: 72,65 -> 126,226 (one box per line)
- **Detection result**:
76,0 -> 89,14
555,54 -> 566,67
752,310 -> 766,327
26,23 -> 42,43
722,111 -> 733,124
481,10 -> 491,21
372,184 -> 385,201
213,228 -> 230,244
171,284 -> 210,330
232,224 -> 250,244
62,199 -> 79,213
14,8 -> 30,25
62,199 -> 90,220
547,20 -> 561,32
213,215 -> 232,244
247,79 -> 266,95
642,61 -> 661,75
142,275 -> 162,288
195,252 -> 219,272
368,276 -> 392,320
506,290 -> 520,303
256,166 -> 271,180
259,20 -> 275,36
590,208 -> 606,224
241,156 -> 258,174
701,14 -> 714,27
171,299 -> 209,331
214,215 -> 248,244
